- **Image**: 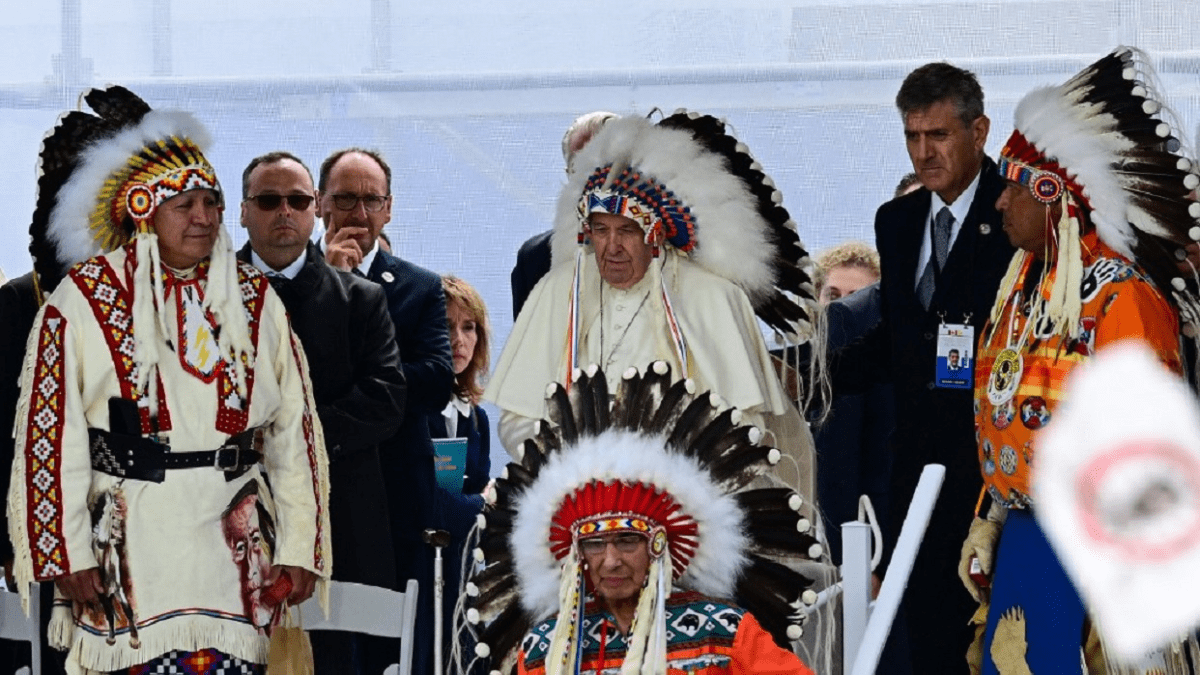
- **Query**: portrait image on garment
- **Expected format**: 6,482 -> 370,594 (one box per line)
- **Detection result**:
88,484 -> 141,648
936,323 -> 974,389
220,479 -> 277,632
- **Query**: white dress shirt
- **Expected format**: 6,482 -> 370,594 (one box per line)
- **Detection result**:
913,168 -> 982,287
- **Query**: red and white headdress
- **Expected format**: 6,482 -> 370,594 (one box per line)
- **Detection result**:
461,363 -> 822,675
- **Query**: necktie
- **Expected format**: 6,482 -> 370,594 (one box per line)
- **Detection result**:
267,272 -> 290,296
933,206 -> 953,270
917,207 -> 954,309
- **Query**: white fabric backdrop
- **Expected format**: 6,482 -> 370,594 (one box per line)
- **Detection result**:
4,0 -> 1200,474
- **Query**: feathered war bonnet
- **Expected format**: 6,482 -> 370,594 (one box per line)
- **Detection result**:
549,112 -> 820,387
32,85 -> 253,411
992,47 -> 1200,341
460,362 -> 823,675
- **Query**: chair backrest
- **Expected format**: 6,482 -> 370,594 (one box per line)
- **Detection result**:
299,579 -> 418,675
0,583 -> 41,675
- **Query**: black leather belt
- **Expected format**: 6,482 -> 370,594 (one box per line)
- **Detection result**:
89,427 -> 263,483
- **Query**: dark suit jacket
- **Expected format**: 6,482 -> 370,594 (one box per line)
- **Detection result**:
869,157 -> 1014,672
0,273 -> 40,562
365,249 -> 454,580
814,283 -> 895,565
237,242 -> 406,588
366,249 -> 452,675
874,157 -> 1013,556
510,230 -> 552,320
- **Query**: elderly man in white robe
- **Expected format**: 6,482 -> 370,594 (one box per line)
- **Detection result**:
487,112 -> 822,502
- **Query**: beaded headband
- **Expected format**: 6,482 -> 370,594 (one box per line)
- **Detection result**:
101,135 -> 221,236
554,481 -> 697,575
576,164 -> 697,253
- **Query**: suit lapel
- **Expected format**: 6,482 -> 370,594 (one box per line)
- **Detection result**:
367,252 -> 388,283
942,158 -> 1003,284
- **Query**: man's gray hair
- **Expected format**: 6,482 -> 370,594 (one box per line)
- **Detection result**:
895,62 -> 985,127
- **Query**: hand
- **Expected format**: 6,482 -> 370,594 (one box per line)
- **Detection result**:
958,517 -> 1002,603
268,564 -> 317,605
325,227 -> 367,271
55,568 -> 104,607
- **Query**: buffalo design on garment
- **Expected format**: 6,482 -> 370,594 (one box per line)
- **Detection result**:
519,591 -> 812,675
974,233 -> 1180,509
9,244 -> 328,671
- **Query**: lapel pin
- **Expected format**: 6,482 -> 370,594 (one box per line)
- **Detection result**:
381,271 -> 395,283
979,223 -> 992,235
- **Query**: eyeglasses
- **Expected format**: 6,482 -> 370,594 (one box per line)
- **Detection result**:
328,193 -> 389,213
578,533 -> 646,556
244,194 -> 314,211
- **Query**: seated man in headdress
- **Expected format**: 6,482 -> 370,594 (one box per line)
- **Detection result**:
487,112 -> 821,500
7,87 -> 329,674
464,364 -> 819,675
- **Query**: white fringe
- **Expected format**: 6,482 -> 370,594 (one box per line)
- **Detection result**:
544,552 -> 583,675
1044,203 -> 1085,341
59,613 -> 268,673
8,301 -> 53,615
621,556 -> 664,675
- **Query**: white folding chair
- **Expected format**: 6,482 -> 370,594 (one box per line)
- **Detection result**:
0,583 -> 41,675
298,579 -> 419,675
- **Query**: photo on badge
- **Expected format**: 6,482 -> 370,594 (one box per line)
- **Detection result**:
936,323 -> 974,389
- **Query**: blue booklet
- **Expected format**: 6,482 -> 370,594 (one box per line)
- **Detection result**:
433,437 -> 469,493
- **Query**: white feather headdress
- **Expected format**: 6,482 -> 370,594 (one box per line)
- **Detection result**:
994,47 -> 1200,340
551,113 -> 819,342
460,363 -> 823,675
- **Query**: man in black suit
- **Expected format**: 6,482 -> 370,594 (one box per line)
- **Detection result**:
871,63 -> 1016,673
510,229 -> 552,320
238,151 -> 406,674
318,148 -> 454,675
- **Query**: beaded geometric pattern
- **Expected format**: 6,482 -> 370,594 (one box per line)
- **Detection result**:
124,648 -> 263,674
577,164 -> 697,253
577,516 -> 652,537
92,135 -> 218,244
215,264 -> 267,435
523,591 -> 743,669
70,251 -> 173,434
998,157 -> 1065,205
25,306 -> 69,580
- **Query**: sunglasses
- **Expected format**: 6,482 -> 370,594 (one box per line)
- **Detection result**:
244,194 -> 315,211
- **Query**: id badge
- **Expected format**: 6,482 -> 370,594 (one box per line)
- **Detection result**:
936,323 -> 974,389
